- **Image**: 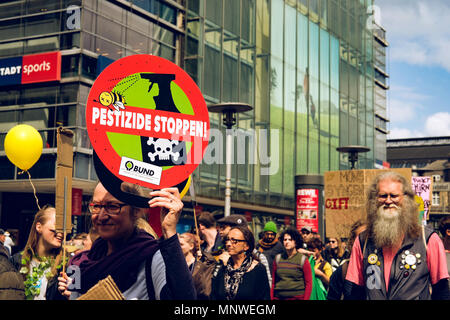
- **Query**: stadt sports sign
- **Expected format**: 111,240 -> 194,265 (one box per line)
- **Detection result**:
0,51 -> 61,86
86,54 -> 209,198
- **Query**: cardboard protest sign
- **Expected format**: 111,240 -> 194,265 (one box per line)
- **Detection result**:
86,55 -> 209,204
324,168 -> 412,239
411,176 -> 432,222
55,127 -> 74,233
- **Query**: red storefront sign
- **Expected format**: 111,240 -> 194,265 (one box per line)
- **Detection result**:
296,188 -> 319,233
21,51 -> 61,84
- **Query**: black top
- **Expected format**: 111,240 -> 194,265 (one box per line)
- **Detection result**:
211,262 -> 270,300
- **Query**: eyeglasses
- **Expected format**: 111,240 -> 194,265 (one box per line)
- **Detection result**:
377,193 -> 403,202
88,202 -> 128,215
301,230 -> 310,235
224,237 -> 247,245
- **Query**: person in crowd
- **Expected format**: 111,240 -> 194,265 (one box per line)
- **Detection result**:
0,229 -> 8,257
211,225 -> 270,300
438,216 -> 450,278
323,236 -> 350,272
71,233 -> 89,256
307,238 -> 333,289
179,232 -> 217,300
345,171 -> 449,300
198,211 -> 223,257
327,220 -> 366,300
3,231 -> 15,256
11,205 -> 64,300
256,221 -> 284,274
216,214 -> 272,288
57,182 -> 196,300
179,232 -> 199,273
271,228 -> 312,300
0,243 -> 25,299
300,226 -> 314,247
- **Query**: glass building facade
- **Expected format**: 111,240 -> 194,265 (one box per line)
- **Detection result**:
0,0 -> 385,242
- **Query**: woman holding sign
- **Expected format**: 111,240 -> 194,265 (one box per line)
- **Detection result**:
57,182 -> 196,300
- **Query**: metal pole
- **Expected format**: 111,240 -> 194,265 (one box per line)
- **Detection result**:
224,129 -> 232,217
62,176 -> 68,273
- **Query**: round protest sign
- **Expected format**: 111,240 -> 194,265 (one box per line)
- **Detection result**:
86,55 -> 209,191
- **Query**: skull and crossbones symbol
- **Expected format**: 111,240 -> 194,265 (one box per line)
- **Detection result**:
147,138 -> 180,162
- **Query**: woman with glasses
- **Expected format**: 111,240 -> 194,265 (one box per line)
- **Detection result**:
211,226 -> 270,300
272,228 -> 313,300
323,237 -> 350,272
11,205 -> 64,300
56,182 -> 196,300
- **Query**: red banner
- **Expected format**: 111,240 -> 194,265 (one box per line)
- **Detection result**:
296,188 -> 319,233
72,188 -> 83,216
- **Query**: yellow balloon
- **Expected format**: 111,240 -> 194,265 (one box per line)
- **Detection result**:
4,124 -> 43,171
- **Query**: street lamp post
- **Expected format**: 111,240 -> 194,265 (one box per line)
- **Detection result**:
336,145 -> 371,170
208,103 -> 253,217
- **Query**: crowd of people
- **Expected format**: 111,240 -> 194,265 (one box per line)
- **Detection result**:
0,171 -> 449,300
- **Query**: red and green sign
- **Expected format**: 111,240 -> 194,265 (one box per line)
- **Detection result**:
86,55 -> 209,190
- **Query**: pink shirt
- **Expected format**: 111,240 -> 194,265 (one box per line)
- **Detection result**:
346,233 -> 449,290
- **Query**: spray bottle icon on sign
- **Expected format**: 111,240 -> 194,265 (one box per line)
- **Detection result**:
140,73 -> 186,167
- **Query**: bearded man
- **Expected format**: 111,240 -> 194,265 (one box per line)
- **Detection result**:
345,171 -> 449,300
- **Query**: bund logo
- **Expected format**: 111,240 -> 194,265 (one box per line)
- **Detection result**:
125,161 -> 134,171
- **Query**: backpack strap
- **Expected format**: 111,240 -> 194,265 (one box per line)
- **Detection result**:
275,254 -> 281,265
299,254 -> 306,269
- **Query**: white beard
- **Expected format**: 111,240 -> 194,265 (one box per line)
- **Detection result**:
373,204 -> 405,248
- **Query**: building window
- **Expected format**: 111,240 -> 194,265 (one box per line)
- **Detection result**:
432,175 -> 441,182
432,191 -> 440,206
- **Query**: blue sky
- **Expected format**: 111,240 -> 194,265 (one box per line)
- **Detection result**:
376,0 -> 450,138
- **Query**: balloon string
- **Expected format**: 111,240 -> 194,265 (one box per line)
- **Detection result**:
18,170 -> 41,210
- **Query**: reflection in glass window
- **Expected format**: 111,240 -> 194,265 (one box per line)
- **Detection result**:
59,84 -> 78,103
20,85 -> 57,106
206,0 -> 222,26
271,0 -> 283,59
24,36 -> 59,54
75,153 -> 90,179
62,55 -> 80,77
0,18 -> 22,41
160,2 -> 176,25
240,62 -> 253,104
22,108 -> 50,130
81,54 -> 97,79
204,46 -> 220,99
126,29 -> 149,54
56,105 -> 77,127
61,32 -> 81,50
24,13 -> 60,37
160,44 -> 175,62
0,111 -> 18,135
223,54 -> 238,102
0,90 -> 19,107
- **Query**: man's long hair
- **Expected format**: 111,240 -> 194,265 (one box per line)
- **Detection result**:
366,171 -> 421,247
